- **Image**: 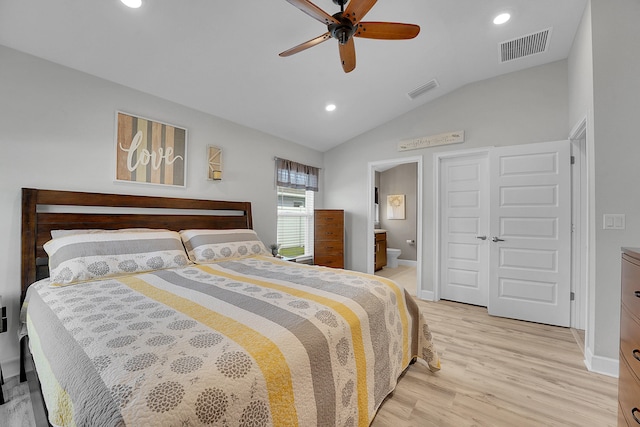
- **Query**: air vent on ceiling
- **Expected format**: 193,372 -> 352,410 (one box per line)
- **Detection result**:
407,79 -> 439,100
500,28 -> 552,63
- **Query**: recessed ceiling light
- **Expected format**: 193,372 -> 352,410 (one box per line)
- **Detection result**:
121,0 -> 142,8
493,13 -> 511,25
325,104 -> 336,112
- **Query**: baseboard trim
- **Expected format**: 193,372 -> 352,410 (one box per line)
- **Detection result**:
418,290 -> 435,301
1,356 -> 20,379
584,346 -> 618,378
398,259 -> 417,267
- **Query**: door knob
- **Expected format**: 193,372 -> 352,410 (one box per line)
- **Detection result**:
476,235 -> 487,240
491,236 -> 505,242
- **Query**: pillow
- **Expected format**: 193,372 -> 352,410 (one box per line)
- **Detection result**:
50,228 -> 158,239
44,230 -> 191,286
180,229 -> 271,263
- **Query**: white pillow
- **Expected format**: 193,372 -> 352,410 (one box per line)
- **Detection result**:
179,229 -> 271,263
45,230 -> 191,286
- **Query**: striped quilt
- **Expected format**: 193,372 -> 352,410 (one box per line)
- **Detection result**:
23,256 -> 440,427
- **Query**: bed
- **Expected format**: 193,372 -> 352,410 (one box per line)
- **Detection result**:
19,188 -> 440,427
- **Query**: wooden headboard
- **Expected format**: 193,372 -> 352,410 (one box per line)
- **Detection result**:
20,188 -> 253,303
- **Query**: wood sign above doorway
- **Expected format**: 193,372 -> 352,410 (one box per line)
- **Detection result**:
398,130 -> 464,152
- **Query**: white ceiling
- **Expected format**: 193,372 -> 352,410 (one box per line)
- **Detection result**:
0,0 -> 587,152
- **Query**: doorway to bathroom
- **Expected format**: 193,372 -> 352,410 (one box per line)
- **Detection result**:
367,156 -> 423,299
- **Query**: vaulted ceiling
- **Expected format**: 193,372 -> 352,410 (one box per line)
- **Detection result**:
0,0 -> 587,151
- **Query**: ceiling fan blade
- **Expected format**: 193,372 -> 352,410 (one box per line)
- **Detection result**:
344,0 -> 377,24
285,0 -> 341,25
355,22 -> 420,40
339,38 -> 356,73
279,32 -> 332,57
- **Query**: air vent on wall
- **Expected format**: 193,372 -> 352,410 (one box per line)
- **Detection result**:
407,79 -> 439,100
500,28 -> 552,63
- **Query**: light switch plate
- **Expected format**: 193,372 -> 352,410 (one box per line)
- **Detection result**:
603,214 -> 625,230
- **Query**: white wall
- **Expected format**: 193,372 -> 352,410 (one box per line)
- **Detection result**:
324,60 -> 569,294
0,45 -> 323,377
589,0 -> 640,366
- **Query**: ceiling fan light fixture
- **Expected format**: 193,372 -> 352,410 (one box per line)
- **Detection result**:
121,0 -> 142,8
493,13 -> 511,25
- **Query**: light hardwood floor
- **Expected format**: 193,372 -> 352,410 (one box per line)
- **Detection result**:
1,268 -> 618,427
373,266 -> 618,427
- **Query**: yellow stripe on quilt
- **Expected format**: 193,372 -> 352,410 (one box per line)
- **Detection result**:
27,315 -> 77,427
199,263 -> 371,427
267,256 -> 411,367
117,275 -> 298,427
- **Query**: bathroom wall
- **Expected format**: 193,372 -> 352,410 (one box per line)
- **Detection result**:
378,163 -> 417,261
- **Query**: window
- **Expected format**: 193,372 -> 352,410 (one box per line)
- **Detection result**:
275,157 -> 319,259
277,187 -> 314,258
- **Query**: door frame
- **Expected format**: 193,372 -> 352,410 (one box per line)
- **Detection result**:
367,156 -> 423,297
569,116 -> 589,332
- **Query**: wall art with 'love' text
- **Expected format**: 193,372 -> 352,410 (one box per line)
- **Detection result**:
115,111 -> 187,187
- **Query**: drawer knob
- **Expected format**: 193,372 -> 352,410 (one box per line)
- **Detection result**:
632,407 -> 640,424
635,291 -> 640,298
634,349 -> 640,362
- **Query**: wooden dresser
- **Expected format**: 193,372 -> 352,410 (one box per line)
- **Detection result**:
619,247 -> 640,426
314,209 -> 344,268
375,231 -> 387,271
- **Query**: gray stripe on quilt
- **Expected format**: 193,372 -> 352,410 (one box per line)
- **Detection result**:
28,290 -> 125,427
49,238 -> 181,269
152,269 -> 337,426
220,260 -> 394,405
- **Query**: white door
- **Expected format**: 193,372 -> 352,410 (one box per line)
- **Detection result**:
488,140 -> 571,327
439,153 -> 490,306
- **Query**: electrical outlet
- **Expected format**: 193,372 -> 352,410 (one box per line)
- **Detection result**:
603,214 -> 625,230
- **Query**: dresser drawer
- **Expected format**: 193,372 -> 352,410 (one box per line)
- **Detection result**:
314,254 -> 344,268
315,224 -> 343,241
618,353 -> 640,426
621,304 -> 640,382
315,212 -> 343,227
622,254 -> 640,315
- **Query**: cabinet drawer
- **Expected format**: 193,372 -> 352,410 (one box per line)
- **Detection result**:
315,242 -> 343,252
621,304 -> 640,382
622,254 -> 640,316
315,225 -> 343,240
618,353 -> 640,426
375,232 -> 386,242
315,213 -> 343,227
314,254 -> 344,268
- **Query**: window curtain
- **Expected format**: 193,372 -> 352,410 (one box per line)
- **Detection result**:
275,158 -> 319,192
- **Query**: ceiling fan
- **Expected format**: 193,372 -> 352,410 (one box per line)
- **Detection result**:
279,0 -> 420,73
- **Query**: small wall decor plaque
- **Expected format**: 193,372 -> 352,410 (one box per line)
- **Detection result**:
398,130 -> 464,152
115,111 -> 187,187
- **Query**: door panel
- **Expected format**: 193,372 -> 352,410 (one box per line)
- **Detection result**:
440,153 -> 489,306
488,140 -> 571,327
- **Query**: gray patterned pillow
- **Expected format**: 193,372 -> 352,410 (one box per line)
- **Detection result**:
179,229 -> 271,263
44,230 -> 191,286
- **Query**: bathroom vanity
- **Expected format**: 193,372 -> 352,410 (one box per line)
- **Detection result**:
375,230 -> 387,271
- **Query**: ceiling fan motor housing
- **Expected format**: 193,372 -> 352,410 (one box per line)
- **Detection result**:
329,13 -> 356,44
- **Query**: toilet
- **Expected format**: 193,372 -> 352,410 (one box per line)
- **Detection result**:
386,248 -> 401,268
